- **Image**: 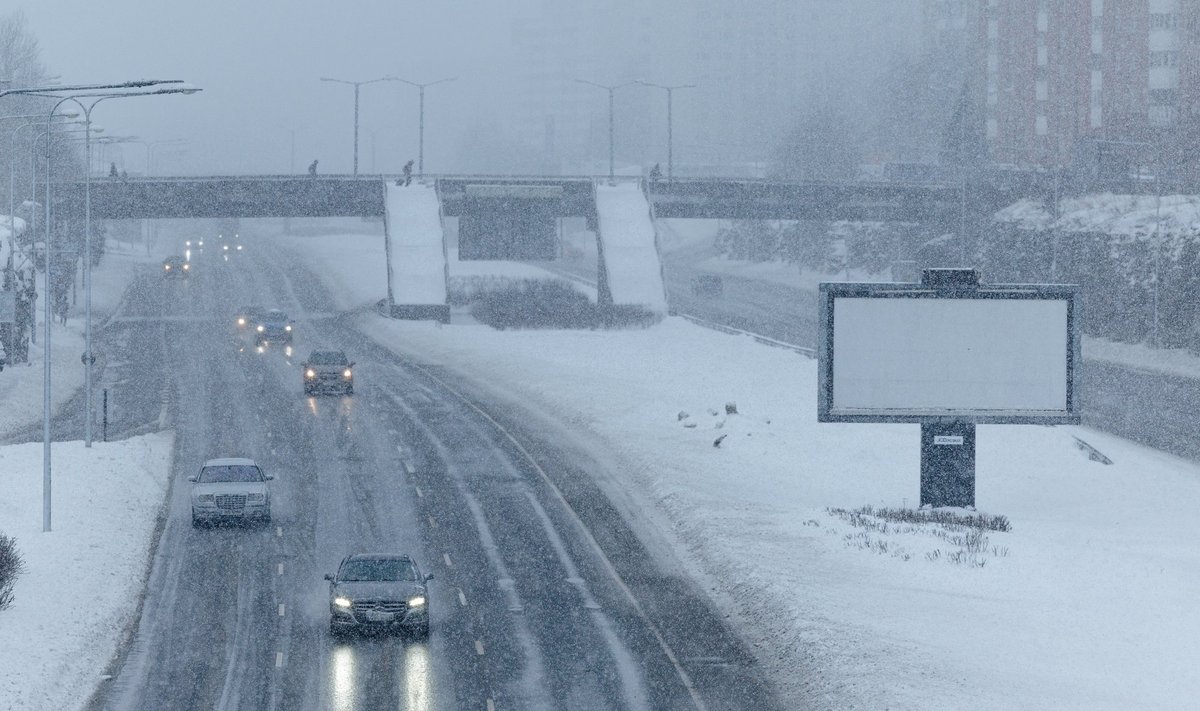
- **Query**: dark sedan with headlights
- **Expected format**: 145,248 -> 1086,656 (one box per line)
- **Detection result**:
162,255 -> 190,277
303,350 -> 354,395
325,554 -> 432,639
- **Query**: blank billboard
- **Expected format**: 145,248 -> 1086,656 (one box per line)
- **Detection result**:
819,285 -> 1080,423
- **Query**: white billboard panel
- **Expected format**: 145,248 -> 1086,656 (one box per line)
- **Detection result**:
818,282 -> 1080,424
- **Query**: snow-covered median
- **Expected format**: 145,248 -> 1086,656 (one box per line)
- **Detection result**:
278,232 -> 1200,709
0,432 -> 174,711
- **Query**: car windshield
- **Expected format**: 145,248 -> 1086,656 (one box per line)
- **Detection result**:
308,352 -> 347,365
198,465 -> 262,483
339,559 -> 418,582
264,312 -> 288,323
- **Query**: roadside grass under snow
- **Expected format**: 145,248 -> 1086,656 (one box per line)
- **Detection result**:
276,229 -> 1200,710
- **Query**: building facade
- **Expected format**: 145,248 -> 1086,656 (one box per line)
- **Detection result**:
980,0 -> 1200,171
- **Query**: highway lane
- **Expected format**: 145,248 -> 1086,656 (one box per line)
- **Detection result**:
84,238 -> 781,710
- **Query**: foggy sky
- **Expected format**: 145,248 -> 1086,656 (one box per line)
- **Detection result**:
19,0 -> 919,177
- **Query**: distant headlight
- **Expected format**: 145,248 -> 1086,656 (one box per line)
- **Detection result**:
237,317 -> 246,325
407,596 -> 426,608
284,325 -> 292,332
163,264 -> 171,271
198,240 -> 204,246
305,369 -> 316,378
333,597 -> 353,609
182,263 -> 190,271
343,369 -> 353,378
223,244 -> 229,251
185,240 -> 191,247
237,244 -> 243,251
256,325 -> 264,332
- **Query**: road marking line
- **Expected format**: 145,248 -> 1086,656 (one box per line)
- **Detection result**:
278,603 -> 285,617
395,444 -> 404,455
404,461 -> 415,474
276,526 -> 283,538
475,640 -> 485,656
277,563 -> 284,575
415,485 -> 423,497
411,364 -> 709,711
443,553 -> 453,568
427,515 -> 437,528
457,589 -> 467,607
487,700 -> 495,711
275,652 -> 284,668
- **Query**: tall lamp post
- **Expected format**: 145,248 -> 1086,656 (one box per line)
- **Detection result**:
388,76 -> 456,176
4,112 -> 77,250
635,80 -> 696,181
576,79 -> 636,180
319,76 -> 393,175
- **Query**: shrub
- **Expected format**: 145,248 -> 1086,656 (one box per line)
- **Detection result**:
0,533 -> 25,612
471,279 -> 660,330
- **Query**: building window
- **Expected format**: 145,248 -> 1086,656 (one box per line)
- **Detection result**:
1149,104 -> 1176,126
1150,88 -> 1178,105
1149,51 -> 1179,67
1149,13 -> 1178,30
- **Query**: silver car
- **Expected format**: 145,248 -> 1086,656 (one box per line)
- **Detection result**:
325,554 -> 433,639
188,457 -> 273,527
302,350 -> 354,396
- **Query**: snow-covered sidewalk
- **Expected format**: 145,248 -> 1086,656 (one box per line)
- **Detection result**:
0,241 -> 175,711
278,230 -> 1200,710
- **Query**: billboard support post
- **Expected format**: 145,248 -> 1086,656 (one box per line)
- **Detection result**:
920,422 -> 976,508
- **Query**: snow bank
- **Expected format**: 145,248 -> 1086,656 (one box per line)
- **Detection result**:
996,193 -> 1200,241
0,432 -> 174,711
595,182 -> 667,312
385,182 -> 448,306
279,234 -> 1200,709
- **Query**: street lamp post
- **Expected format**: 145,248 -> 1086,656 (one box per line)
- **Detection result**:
576,79 -> 635,180
5,113 -> 77,258
32,83 -> 199,532
388,77 -> 456,176
319,76 -> 393,175
635,80 -> 696,181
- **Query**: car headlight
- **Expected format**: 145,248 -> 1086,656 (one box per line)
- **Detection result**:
305,369 -> 316,378
196,494 -> 214,503
284,325 -> 292,332
183,263 -> 190,271
164,264 -> 171,270
198,240 -> 204,246
237,244 -> 243,250
333,597 -> 353,609
185,240 -> 191,247
246,493 -> 265,502
256,325 -> 264,332
223,244 -> 229,251
407,596 -> 426,608
237,317 -> 246,325
343,369 -> 353,378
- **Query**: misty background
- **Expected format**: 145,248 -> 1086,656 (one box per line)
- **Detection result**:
12,1 -> 949,177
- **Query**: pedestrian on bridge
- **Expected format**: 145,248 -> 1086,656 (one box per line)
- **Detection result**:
402,159 -> 413,186
308,159 -> 318,176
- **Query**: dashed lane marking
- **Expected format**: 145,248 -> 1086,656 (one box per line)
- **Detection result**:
475,640 -> 485,656
277,563 -> 284,575
276,526 -> 283,538
275,652 -> 284,668
427,515 -> 437,529
415,485 -> 423,498
487,700 -> 495,711
278,604 -> 285,617
457,589 -> 467,607
404,461 -> 415,474
443,553 -> 453,568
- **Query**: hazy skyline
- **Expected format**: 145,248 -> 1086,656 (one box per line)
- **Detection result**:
18,0 -> 923,176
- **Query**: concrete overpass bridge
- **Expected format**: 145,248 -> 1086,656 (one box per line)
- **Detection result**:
45,173 -> 1049,224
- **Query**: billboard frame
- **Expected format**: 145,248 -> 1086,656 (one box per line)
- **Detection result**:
817,276 -> 1081,425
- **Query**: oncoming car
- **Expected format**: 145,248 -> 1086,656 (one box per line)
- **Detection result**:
255,309 -> 294,345
234,305 -> 264,330
188,457 -> 273,527
302,350 -> 354,395
162,256 -> 190,277
325,554 -> 432,639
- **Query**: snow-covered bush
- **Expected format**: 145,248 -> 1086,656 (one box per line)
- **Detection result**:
0,532 -> 24,612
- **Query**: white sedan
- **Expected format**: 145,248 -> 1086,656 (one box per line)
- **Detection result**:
189,457 -> 273,527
